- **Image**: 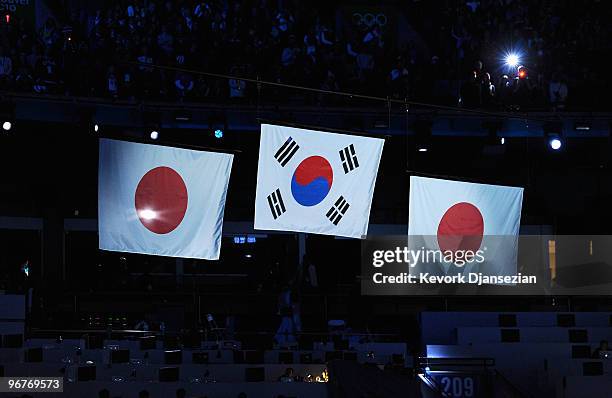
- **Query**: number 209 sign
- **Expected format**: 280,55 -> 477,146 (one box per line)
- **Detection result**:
436,375 -> 476,397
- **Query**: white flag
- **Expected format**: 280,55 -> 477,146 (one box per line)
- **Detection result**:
98,139 -> 233,260
254,124 -> 384,238
408,176 -> 524,276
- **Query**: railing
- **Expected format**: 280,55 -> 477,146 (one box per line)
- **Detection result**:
418,357 -> 495,372
4,90 -> 612,137
27,328 -> 402,344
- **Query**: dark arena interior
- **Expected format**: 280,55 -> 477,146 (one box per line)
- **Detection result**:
1,1 -> 612,397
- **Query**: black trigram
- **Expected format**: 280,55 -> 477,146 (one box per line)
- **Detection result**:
339,144 -> 359,173
326,196 -> 350,225
274,136 -> 300,167
267,189 -> 286,219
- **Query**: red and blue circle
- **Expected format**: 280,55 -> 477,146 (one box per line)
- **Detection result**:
291,156 -> 333,206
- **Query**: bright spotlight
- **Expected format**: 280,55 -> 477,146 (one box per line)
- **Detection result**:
2,121 -> 11,131
150,130 -> 159,140
94,124 -> 99,132
214,129 -> 224,139
500,137 -> 505,145
418,147 -> 428,152
549,137 -> 562,150
139,209 -> 157,220
505,53 -> 520,68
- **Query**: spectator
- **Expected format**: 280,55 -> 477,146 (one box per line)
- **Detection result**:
451,24 -> 470,61
306,260 -> 318,289
303,32 -> 317,60
98,389 -> 110,398
228,75 -> 246,96
139,390 -> 150,398
279,367 -> 295,382
549,73 -> 568,110
176,388 -> 186,398
362,25 -> 383,48
481,72 -> 496,108
0,0 -> 609,110
14,65 -> 34,91
106,66 -> 119,98
275,286 -> 296,346
134,319 -> 149,331
280,35 -> 299,68
31,49 -> 57,93
39,18 -> 59,49
0,47 -> 13,82
592,340 -> 609,358
466,1 -> 480,13
175,73 -> 195,98
157,25 -> 175,57
320,69 -> 338,90
512,66 -> 534,108
389,57 -> 410,99
496,74 -> 512,106
460,70 -> 481,108
122,67 -> 135,99
315,22 -> 333,46
136,46 -> 153,72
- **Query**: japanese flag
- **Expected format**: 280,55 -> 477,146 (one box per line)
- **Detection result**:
98,139 -> 233,260
408,176 -> 524,276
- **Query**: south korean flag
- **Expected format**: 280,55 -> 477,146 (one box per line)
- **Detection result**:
254,124 -> 384,238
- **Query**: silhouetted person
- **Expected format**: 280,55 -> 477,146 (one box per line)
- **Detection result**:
511,66 -> 533,108
279,367 -> 295,382
460,70 -> 481,108
593,340 -> 609,358
481,72 -> 495,108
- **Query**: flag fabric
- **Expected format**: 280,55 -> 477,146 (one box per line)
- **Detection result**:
408,176 -> 524,276
98,138 -> 233,260
254,124 -> 384,238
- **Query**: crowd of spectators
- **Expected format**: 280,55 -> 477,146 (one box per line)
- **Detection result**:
0,0 -> 610,111
421,0 -> 611,111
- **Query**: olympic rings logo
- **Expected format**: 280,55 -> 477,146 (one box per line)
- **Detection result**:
351,12 -> 388,28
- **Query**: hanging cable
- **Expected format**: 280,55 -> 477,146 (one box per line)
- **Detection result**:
125,61 -> 553,123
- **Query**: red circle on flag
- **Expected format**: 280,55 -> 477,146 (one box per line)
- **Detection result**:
437,202 -> 484,253
134,166 -> 188,234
